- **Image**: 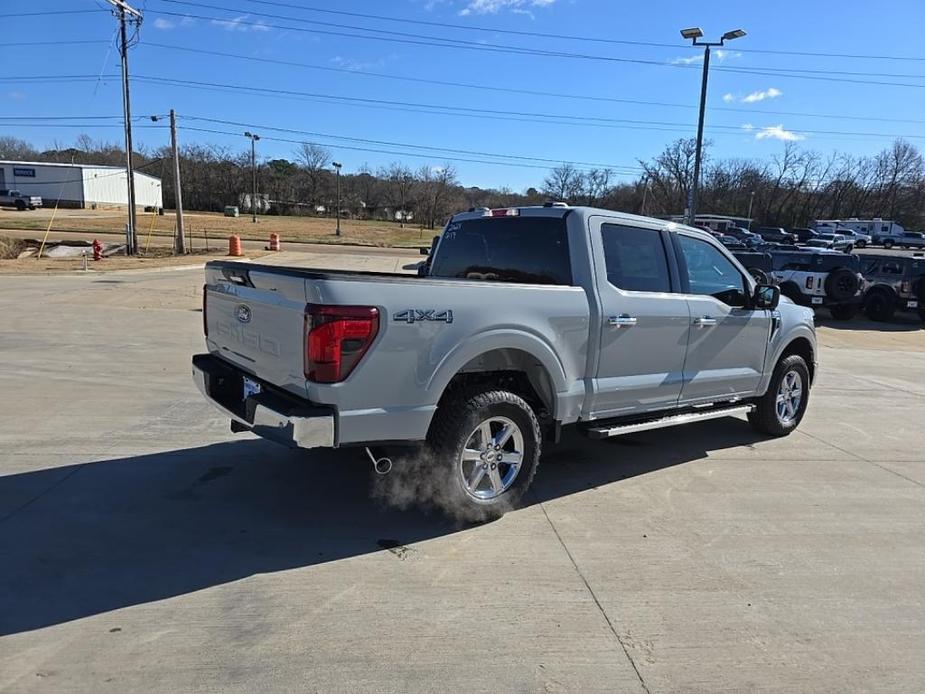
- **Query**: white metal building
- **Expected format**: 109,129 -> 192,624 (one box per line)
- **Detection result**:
0,160 -> 162,210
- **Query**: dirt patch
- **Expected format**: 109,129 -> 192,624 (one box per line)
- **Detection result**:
0,237 -> 27,260
0,245 -> 270,274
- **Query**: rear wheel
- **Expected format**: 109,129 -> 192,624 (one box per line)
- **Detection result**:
780,282 -> 802,304
748,355 -> 810,437
747,267 -> 770,284
15,200 -> 25,211
864,291 -> 896,322
428,388 -> 541,522
884,239 -> 895,249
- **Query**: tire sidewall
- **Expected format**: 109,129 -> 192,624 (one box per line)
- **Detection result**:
438,392 -> 541,520
768,356 -> 810,434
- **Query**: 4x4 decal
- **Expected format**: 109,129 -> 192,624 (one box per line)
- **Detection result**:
392,309 -> 454,324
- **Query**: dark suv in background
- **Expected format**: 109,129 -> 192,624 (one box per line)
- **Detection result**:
755,226 -> 797,244
859,254 -> 925,322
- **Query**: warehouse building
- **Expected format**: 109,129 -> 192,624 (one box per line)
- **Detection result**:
0,160 -> 162,210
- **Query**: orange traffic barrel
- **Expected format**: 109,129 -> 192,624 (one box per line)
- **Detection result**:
228,234 -> 243,256
268,233 -> 281,251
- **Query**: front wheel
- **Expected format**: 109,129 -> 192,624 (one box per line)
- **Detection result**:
884,239 -> 895,249
428,388 -> 541,522
748,355 -> 811,437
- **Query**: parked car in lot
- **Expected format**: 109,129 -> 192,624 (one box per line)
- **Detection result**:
837,228 -> 872,248
858,254 -> 925,322
0,189 -> 42,210
791,227 -> 820,243
193,206 -> 817,520
716,234 -> 747,250
804,232 -> 854,253
732,250 -> 775,284
723,226 -> 762,246
755,226 -> 797,244
770,249 -> 865,320
882,232 -> 925,250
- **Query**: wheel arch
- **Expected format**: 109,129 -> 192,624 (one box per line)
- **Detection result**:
778,336 -> 816,384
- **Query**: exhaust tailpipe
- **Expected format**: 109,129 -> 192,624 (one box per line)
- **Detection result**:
365,447 -> 393,476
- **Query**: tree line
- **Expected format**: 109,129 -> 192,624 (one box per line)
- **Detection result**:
2,133 -> 923,229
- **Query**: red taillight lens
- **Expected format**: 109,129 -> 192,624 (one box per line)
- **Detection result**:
202,284 -> 209,337
488,207 -> 520,217
901,281 -> 911,294
805,277 -> 814,289
305,304 -> 379,383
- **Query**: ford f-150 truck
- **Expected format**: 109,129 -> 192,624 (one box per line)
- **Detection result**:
194,205 -> 817,520
0,189 -> 42,210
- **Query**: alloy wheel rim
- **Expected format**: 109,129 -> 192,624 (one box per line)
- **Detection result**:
776,370 -> 803,424
458,416 -> 524,501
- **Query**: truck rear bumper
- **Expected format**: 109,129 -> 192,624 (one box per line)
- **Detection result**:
192,353 -> 335,449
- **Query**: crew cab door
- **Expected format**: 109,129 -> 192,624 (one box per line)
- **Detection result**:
586,219 -> 690,418
673,232 -> 771,404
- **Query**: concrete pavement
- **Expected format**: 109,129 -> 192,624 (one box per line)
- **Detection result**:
0,262 -> 923,693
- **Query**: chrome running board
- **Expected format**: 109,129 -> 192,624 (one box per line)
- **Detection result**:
586,404 -> 755,439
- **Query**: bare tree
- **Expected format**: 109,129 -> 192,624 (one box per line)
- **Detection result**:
379,162 -> 415,226
295,143 -> 332,210
543,163 -> 584,202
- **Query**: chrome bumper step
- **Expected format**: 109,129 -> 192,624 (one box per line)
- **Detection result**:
586,404 -> 755,439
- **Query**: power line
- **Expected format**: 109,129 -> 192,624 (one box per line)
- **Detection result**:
222,0 -> 925,64
143,42 -> 925,126
152,2 -> 925,90
178,124 -> 622,172
131,75 -> 925,142
179,115 -> 644,172
6,10 -> 107,18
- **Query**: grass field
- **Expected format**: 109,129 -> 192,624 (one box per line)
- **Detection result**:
0,208 -> 436,248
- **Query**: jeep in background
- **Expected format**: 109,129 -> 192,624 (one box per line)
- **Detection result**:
770,250 -> 865,320
859,254 -> 925,322
193,206 -> 817,520
0,189 -> 43,211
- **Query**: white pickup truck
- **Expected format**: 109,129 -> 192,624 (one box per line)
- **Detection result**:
194,205 -> 817,519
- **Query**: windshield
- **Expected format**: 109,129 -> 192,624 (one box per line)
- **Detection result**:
430,216 -> 572,285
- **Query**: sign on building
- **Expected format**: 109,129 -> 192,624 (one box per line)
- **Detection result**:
13,168 -> 36,178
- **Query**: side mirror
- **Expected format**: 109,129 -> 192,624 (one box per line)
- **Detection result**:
753,283 -> 780,310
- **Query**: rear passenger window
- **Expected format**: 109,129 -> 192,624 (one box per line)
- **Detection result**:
601,225 -> 671,293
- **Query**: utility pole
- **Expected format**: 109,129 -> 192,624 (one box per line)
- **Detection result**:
746,190 -> 755,229
170,110 -> 185,253
244,131 -> 260,223
680,27 -> 746,226
107,0 -> 143,255
149,110 -> 186,253
332,161 -> 342,236
640,175 -> 650,216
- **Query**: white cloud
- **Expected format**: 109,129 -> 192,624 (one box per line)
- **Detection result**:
459,0 -> 555,16
754,124 -> 805,142
330,55 -> 387,72
741,87 -> 783,104
8,91 -> 25,101
153,17 -> 174,30
722,93 -> 735,103
741,123 -> 755,131
210,15 -> 270,32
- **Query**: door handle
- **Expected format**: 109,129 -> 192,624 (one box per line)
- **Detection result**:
693,316 -> 717,328
608,314 -> 637,328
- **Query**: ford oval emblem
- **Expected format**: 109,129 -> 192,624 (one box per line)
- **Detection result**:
235,304 -> 252,323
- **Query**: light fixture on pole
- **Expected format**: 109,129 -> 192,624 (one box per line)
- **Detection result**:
244,131 -> 260,223
679,25 -> 747,226
332,161 -> 342,236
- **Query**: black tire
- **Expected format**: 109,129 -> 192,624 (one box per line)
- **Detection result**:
780,282 -> 802,304
748,354 -> 811,437
856,240 -> 867,248
747,267 -> 771,285
884,239 -> 895,249
918,309 -> 925,324
914,276 -> 925,303
427,388 -> 541,522
824,267 -> 860,301
829,304 -> 858,321
864,291 -> 896,322
15,200 -> 25,211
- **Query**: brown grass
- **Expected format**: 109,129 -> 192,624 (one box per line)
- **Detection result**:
0,236 -> 27,260
0,245 -> 270,274
0,209 -> 434,248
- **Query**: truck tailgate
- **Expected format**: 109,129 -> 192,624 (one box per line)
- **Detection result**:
204,265 -> 308,397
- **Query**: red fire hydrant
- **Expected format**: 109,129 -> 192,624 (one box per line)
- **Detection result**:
92,239 -> 103,261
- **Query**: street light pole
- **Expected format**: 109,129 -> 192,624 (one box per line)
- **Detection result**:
746,190 -> 755,229
244,131 -> 260,223
680,26 -> 746,226
332,161 -> 342,236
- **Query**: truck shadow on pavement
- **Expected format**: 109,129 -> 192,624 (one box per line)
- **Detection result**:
0,419 -> 766,636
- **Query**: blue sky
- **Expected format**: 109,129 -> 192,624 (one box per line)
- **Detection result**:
4,0 -> 925,190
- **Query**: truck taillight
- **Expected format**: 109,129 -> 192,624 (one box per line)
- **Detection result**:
805,277 -> 814,289
305,304 -> 379,383
202,284 -> 208,337
901,281 -> 911,294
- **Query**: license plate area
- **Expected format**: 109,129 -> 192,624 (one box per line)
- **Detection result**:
908,300 -> 919,308
243,376 -> 262,399
811,297 -> 824,305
